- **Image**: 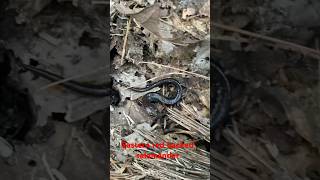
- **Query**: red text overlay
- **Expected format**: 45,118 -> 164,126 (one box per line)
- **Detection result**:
121,140 -> 196,159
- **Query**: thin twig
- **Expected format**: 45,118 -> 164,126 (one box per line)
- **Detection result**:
120,16 -> 132,65
213,22 -> 320,59
38,66 -> 106,91
223,128 -> 277,174
42,153 -> 55,180
110,33 -> 124,36
120,72 -> 187,90
138,61 -> 210,80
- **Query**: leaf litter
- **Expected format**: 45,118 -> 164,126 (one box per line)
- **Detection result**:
110,0 -> 210,179
212,0 -> 320,180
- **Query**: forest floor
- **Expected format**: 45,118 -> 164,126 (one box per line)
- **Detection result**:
213,0 -> 320,180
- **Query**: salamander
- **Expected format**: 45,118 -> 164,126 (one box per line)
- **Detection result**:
212,61 -> 231,130
120,78 -> 183,105
7,50 -> 120,104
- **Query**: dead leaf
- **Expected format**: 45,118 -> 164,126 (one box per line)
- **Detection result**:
113,2 -> 144,15
182,8 -> 196,19
133,3 -> 178,40
265,87 -> 320,150
132,4 -> 200,46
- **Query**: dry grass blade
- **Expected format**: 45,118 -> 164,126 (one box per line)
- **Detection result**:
168,110 -> 209,135
110,171 -> 141,179
167,107 -> 210,142
213,22 -> 320,60
136,158 -> 209,180
211,149 -> 262,180
132,128 -> 209,179
120,17 -> 132,65
120,72 -> 187,90
223,128 -> 277,174
38,66 -> 106,91
138,61 -> 210,80
110,111 -> 210,179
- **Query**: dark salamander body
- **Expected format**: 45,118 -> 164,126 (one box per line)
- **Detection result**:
127,78 -> 183,105
212,61 -> 231,130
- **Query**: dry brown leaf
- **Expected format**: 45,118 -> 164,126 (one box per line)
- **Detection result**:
265,87 -> 320,150
113,2 -> 144,15
133,3 -> 178,41
132,4 -> 202,46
